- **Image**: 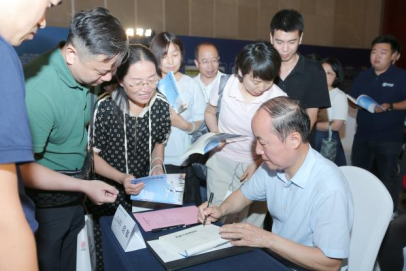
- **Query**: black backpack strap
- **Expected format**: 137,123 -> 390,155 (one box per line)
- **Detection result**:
216,74 -> 231,118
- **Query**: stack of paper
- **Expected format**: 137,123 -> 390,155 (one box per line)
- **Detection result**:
133,206 -> 199,232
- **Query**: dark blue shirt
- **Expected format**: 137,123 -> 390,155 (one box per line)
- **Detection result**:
0,35 -> 38,232
350,65 -> 406,142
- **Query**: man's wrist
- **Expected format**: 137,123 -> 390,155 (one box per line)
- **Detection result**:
78,180 -> 90,194
389,103 -> 394,110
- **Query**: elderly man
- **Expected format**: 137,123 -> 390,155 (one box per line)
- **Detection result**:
199,96 -> 353,270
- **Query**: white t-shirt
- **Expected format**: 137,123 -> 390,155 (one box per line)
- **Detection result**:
194,71 -> 223,103
164,74 -> 206,166
209,75 -> 286,163
327,88 -> 348,122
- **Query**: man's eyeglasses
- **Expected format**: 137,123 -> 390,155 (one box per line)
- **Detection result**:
125,77 -> 159,90
197,57 -> 220,66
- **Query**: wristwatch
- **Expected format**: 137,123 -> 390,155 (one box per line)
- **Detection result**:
389,103 -> 394,110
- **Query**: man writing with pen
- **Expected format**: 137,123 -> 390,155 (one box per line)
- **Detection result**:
198,97 -> 353,271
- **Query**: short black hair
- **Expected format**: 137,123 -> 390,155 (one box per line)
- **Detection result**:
194,42 -> 219,60
270,9 -> 304,36
371,35 -> 400,53
67,7 -> 128,65
234,42 -> 281,82
321,57 -> 344,88
149,31 -> 185,77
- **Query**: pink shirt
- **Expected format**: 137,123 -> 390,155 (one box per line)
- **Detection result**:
209,75 -> 286,163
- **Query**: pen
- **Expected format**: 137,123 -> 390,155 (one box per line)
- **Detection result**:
151,224 -> 185,233
203,192 -> 214,227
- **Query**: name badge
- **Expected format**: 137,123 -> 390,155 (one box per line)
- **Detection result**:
111,204 -> 146,252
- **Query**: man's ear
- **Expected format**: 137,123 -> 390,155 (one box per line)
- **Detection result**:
270,33 -> 274,44
194,59 -> 199,68
288,131 -> 302,149
299,33 -> 303,45
65,44 -> 78,65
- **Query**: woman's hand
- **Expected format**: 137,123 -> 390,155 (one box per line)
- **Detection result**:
120,174 -> 145,195
150,165 -> 164,176
240,159 -> 262,181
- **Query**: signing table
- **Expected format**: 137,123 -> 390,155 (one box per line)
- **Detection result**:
100,215 -> 291,271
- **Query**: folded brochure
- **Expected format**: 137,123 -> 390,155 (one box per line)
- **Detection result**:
346,94 -> 380,113
158,71 -> 187,114
131,174 -> 185,205
181,132 -> 244,161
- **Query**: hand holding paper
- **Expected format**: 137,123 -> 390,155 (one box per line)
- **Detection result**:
346,94 -> 380,113
122,174 -> 145,195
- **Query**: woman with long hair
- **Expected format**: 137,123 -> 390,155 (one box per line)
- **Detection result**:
150,31 -> 206,204
315,57 -> 347,166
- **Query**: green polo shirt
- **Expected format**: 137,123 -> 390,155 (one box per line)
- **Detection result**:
25,42 -> 96,171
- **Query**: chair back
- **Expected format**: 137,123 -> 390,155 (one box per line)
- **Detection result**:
339,166 -> 393,271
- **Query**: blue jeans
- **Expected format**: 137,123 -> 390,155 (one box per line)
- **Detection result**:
351,138 -> 402,211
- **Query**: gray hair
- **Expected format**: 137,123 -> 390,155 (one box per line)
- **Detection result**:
259,97 -> 310,142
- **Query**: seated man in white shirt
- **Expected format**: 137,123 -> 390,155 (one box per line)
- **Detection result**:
193,42 -> 223,102
199,96 -> 354,271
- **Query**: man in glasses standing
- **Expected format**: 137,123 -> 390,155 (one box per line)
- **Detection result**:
194,42 -> 223,102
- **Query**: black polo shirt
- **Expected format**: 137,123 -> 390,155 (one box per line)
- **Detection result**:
275,54 -> 330,109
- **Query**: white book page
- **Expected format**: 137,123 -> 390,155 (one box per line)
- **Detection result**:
148,240 -> 232,263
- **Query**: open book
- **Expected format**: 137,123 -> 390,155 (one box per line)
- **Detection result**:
130,174 -> 185,205
346,94 -> 380,113
158,224 -> 229,257
181,132 -> 244,161
158,71 -> 187,114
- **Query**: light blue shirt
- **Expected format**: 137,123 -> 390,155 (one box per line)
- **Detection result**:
241,147 -> 353,259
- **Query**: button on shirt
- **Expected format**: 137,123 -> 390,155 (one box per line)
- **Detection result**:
241,147 -> 354,259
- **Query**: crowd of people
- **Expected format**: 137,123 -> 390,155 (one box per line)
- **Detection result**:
1,1 -> 405,271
